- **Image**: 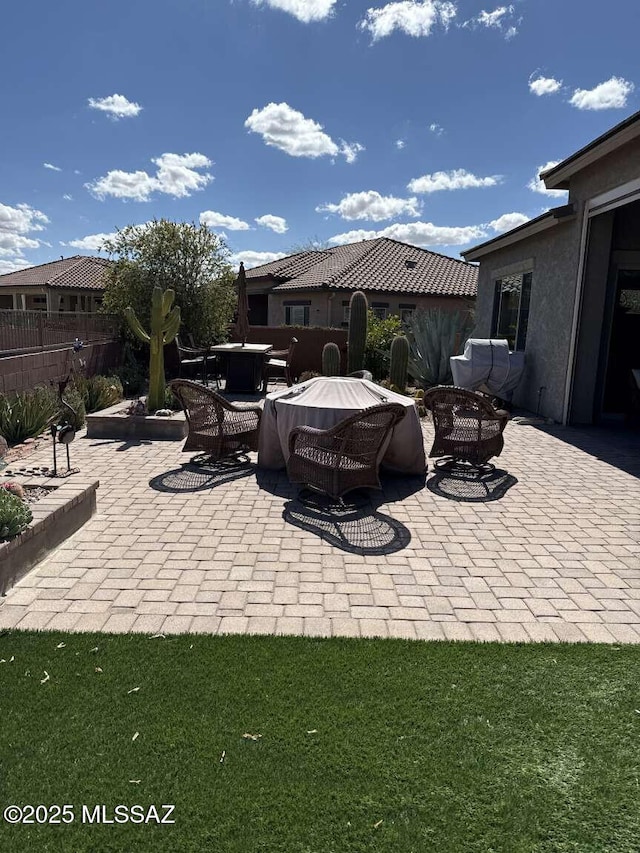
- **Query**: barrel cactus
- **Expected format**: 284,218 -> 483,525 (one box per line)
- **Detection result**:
0,488 -> 32,541
322,342 -> 341,377
389,335 -> 409,393
125,287 -> 181,413
347,291 -> 368,373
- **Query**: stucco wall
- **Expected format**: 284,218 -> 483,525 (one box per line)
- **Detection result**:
473,219 -> 580,421
267,291 -> 472,329
568,136 -> 640,205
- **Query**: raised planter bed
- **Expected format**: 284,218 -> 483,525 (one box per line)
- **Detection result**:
0,478 -> 98,595
85,401 -> 187,441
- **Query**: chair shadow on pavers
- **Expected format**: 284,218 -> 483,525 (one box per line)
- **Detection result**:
427,467 -> 517,502
283,495 -> 411,556
149,458 -> 255,494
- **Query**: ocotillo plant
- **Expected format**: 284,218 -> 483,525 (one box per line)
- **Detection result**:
389,335 -> 409,392
322,342 -> 341,376
347,291 -> 368,373
125,287 -> 181,412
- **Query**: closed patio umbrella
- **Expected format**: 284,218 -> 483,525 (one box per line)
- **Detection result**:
234,262 -> 250,346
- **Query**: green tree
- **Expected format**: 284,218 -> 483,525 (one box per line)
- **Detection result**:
101,219 -> 236,346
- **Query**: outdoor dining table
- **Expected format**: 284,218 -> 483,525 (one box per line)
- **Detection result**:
257,375 -> 427,475
207,343 -> 272,393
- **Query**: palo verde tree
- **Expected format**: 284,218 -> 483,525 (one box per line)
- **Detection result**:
101,219 -> 236,347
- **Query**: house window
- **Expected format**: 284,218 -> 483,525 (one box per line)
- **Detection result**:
284,302 -> 310,326
342,301 -> 351,325
492,272 -> 532,351
371,302 -> 389,320
400,303 -> 416,324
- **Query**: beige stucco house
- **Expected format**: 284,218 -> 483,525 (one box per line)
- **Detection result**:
464,109 -> 640,425
244,237 -> 477,329
0,255 -> 110,313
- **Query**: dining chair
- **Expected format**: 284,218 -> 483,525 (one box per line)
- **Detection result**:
175,335 -> 208,384
262,337 -> 298,392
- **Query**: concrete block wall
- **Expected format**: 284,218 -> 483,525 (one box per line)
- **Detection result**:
0,340 -> 122,394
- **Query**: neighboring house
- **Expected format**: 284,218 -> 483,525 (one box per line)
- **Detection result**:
244,237 -> 477,329
464,109 -> 640,425
0,255 -> 111,313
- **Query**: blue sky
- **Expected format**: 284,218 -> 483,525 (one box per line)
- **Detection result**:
1,0 -> 638,274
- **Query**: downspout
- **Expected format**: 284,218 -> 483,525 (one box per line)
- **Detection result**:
562,202 -> 591,425
327,292 -> 334,327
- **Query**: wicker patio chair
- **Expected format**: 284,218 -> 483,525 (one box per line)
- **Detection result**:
262,337 -> 298,392
286,403 -> 406,500
169,379 -> 261,461
423,386 -> 509,472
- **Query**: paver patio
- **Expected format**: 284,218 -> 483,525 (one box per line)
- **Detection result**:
1,420 -> 639,642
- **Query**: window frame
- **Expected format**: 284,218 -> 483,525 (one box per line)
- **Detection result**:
492,271 -> 532,351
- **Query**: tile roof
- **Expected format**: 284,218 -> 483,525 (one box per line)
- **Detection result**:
245,238 -> 477,298
0,255 -> 112,291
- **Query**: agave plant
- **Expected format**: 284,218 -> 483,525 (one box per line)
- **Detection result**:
406,308 -> 473,388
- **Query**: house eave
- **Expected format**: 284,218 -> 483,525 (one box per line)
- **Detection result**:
542,111 -> 640,190
463,206 -> 575,261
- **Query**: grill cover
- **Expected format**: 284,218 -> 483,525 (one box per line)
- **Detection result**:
450,339 -> 525,400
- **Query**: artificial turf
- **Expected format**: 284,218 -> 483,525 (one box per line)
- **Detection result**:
1,631 -> 639,852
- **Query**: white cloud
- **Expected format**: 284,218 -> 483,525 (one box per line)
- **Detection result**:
340,141 -> 365,164
529,75 -> 562,96
88,93 -> 142,120
317,190 -> 420,221
0,202 -> 49,271
0,258 -> 30,275
488,212 -> 530,233
429,122 -> 444,135
527,161 -> 569,197
230,250 -> 288,268
62,232 -> 116,251
86,152 -> 212,201
329,220 -> 487,247
251,0 -> 337,22
63,194 -> 73,201
569,76 -> 634,111
463,5 -> 519,38
359,0 -> 457,41
395,139 -> 405,149
245,102 -> 363,162
408,168 -> 501,193
43,162 -> 62,172
255,214 -> 288,233
200,210 -> 251,231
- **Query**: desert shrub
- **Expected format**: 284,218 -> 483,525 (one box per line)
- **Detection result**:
0,386 -> 59,446
113,343 -> 147,396
364,311 -> 402,380
73,375 -> 123,413
406,308 -> 473,388
0,488 -> 32,540
298,371 -> 321,382
164,385 -> 181,411
60,388 -> 86,431
1,481 -> 25,500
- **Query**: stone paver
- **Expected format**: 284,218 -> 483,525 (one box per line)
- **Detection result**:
1,420 -> 639,643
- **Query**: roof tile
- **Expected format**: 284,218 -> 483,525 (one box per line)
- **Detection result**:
245,238 -> 477,298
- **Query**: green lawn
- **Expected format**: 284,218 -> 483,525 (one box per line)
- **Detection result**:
1,631 -> 639,852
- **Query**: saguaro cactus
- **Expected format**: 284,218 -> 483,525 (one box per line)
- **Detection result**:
322,342 -> 341,376
389,335 -> 409,392
347,291 -> 368,374
125,287 -> 181,412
